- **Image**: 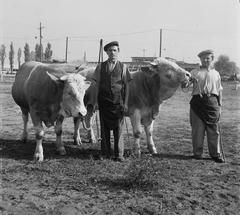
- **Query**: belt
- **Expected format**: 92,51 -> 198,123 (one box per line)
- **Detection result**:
202,93 -> 217,97
194,94 -> 217,98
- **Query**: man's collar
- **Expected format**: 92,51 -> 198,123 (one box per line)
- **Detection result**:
108,59 -> 118,64
200,66 -> 213,71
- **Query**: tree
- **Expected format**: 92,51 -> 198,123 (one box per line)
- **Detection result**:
24,43 -> 31,62
214,55 -> 238,78
44,43 -> 53,61
17,47 -> 22,68
35,43 -> 43,62
0,44 -> 7,70
30,51 -> 36,61
9,42 -> 15,73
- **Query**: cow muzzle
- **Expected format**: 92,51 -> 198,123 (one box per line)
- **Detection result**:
59,106 -> 72,118
73,107 -> 87,118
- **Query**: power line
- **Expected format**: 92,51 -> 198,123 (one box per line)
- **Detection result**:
2,27 -> 240,42
164,28 -> 240,39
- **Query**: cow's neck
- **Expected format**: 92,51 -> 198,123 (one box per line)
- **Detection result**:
159,84 -> 179,101
143,74 -> 162,106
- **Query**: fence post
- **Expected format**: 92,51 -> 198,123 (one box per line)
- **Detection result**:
235,81 -> 239,90
0,71 -> 3,82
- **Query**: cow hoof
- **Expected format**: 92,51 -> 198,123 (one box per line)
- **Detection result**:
57,148 -> 66,155
34,154 -> 44,162
90,138 -> 97,144
74,140 -> 82,146
20,137 -> 27,143
148,148 -> 157,154
152,150 -> 157,154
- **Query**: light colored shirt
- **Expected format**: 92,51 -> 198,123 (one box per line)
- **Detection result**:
108,60 -> 117,71
191,67 -> 223,96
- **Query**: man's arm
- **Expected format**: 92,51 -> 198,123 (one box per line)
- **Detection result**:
217,90 -> 222,106
124,81 -> 129,108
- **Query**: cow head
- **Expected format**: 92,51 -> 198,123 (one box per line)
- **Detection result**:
141,58 -> 191,87
47,72 -> 91,117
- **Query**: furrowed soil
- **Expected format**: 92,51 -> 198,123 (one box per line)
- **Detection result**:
1,81 -> 240,215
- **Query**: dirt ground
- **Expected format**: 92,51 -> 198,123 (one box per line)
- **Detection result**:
1,80 -> 240,215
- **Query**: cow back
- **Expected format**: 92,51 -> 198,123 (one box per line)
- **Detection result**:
12,61 -> 66,115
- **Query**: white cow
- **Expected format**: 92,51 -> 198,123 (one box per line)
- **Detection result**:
12,61 -> 91,161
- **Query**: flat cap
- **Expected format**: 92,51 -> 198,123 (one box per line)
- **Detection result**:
104,41 -> 119,52
197,49 -> 214,58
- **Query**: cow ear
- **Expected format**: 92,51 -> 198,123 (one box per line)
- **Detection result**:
46,71 -> 59,81
84,81 -> 91,90
141,66 -> 157,77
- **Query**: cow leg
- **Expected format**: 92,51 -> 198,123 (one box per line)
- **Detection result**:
34,123 -> 45,161
87,114 -> 97,143
73,106 -> 96,145
55,115 -> 66,155
30,112 -> 44,161
73,117 -> 82,145
130,111 -> 142,157
29,109 -> 44,161
144,120 -> 157,154
20,108 -> 28,143
86,106 -> 97,143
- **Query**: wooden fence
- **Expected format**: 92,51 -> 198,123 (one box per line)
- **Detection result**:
0,74 -> 16,82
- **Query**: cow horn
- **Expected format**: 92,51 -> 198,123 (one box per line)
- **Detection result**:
150,62 -> 157,66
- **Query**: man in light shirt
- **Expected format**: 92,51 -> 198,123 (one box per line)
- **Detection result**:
183,49 -> 224,163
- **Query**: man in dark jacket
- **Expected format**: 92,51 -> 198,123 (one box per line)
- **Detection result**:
92,41 -> 133,161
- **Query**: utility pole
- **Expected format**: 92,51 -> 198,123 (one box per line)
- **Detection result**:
98,39 -> 103,63
159,29 -> 162,57
142,49 -> 147,57
65,37 -> 68,62
38,22 -> 44,62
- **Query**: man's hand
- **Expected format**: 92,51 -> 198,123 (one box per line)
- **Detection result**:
92,102 -> 98,112
123,104 -> 128,116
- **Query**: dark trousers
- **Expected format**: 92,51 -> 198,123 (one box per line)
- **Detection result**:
99,114 -> 124,158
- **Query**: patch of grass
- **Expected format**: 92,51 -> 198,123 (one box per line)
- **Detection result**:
115,154 -> 162,191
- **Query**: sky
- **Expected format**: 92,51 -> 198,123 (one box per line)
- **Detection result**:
1,0 -> 240,67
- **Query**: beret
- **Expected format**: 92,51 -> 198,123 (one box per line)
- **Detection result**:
104,41 -> 119,52
198,49 -> 214,58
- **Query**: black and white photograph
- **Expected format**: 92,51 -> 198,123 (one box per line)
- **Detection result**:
1,0 -> 240,214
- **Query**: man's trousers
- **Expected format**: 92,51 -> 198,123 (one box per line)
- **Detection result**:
99,114 -> 124,158
190,108 -> 221,158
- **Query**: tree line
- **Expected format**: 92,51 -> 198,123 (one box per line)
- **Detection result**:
214,55 -> 240,80
0,42 -> 53,72
0,41 -> 239,79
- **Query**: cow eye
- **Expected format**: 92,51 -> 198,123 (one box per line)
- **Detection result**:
166,74 -> 171,79
165,69 -> 172,79
67,90 -> 74,96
